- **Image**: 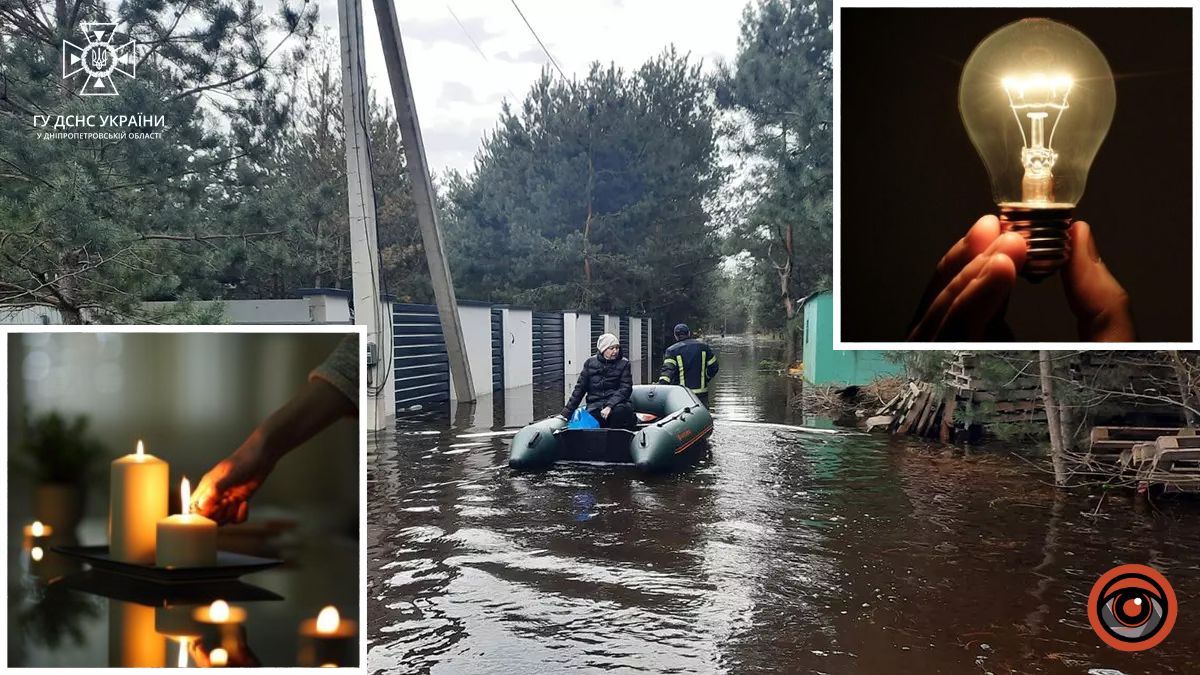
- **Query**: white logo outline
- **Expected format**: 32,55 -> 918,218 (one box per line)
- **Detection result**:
62,23 -> 137,96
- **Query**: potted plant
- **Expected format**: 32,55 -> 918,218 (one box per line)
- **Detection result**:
15,412 -> 106,534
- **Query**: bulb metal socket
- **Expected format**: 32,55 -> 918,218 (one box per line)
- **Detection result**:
999,205 -> 1072,282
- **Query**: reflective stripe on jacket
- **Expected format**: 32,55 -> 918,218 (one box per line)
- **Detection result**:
657,338 -> 718,393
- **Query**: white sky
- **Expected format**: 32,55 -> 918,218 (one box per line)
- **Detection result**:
315,0 -> 749,177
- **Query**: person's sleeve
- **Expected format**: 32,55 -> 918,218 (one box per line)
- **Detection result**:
608,360 -> 633,407
706,346 -> 719,381
561,369 -> 587,418
309,334 -> 359,408
658,349 -> 676,384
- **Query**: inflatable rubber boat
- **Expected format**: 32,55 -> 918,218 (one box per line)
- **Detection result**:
509,384 -> 713,471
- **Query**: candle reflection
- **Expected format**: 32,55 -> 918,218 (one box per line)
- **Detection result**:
317,606 -> 340,634
298,605 -> 357,667
108,600 -> 166,667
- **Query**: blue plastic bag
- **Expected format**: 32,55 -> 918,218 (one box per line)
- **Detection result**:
567,407 -> 600,429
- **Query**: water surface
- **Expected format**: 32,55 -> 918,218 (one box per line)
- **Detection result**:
368,337 -> 1200,673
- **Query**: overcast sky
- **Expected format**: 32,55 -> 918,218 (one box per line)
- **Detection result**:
313,0 -> 749,177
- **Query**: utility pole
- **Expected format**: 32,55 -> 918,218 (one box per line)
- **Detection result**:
372,0 -> 475,403
337,0 -> 389,430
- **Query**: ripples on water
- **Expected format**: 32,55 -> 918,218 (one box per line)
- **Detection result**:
368,337 -> 1200,674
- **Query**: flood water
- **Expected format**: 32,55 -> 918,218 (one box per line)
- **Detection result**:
368,336 -> 1200,674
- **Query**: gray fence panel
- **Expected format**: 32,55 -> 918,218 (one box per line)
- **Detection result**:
590,314 -> 604,351
491,308 -> 504,392
532,311 -> 565,385
393,303 -> 451,408
642,318 -> 651,381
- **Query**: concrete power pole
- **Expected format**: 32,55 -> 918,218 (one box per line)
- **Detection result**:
338,0 -> 390,430
372,0 -> 476,404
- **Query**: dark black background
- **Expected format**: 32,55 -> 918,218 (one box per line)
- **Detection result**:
839,8 -> 1192,342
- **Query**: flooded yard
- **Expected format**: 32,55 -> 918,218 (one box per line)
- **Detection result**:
368,337 -> 1200,674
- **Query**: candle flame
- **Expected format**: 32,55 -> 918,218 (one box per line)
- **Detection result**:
181,477 -> 191,516
210,648 -> 228,667
136,440 -> 145,458
210,600 -> 230,623
31,521 -> 44,537
31,546 -> 43,561
178,637 -> 189,668
316,606 -> 340,634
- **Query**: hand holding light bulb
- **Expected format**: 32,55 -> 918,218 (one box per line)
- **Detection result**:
960,18 -> 1115,281
907,215 -> 1134,341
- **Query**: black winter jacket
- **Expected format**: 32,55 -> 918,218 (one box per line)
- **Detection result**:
561,352 -> 633,418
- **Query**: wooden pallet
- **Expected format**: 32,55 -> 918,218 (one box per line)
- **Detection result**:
1088,427 -> 1194,456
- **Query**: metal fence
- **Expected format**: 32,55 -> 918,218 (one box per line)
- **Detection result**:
532,311 -> 565,386
391,303 -> 451,408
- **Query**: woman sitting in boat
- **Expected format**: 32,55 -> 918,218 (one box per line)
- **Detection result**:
558,333 -> 637,431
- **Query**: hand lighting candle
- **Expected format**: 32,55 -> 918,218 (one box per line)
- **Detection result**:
155,477 -> 217,568
110,440 -> 169,564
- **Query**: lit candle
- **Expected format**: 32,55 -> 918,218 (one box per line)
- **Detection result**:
31,546 -> 44,562
297,606 -> 357,667
210,648 -> 228,667
155,478 -> 216,568
24,520 -> 53,539
110,440 -> 169,564
193,599 -> 247,626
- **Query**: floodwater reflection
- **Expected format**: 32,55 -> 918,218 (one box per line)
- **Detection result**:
369,336 -> 1200,674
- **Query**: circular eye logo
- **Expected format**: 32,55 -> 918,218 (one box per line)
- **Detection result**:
1088,564 -> 1176,651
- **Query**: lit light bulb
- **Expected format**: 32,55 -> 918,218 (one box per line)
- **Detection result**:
31,521 -> 44,537
959,18 -> 1115,280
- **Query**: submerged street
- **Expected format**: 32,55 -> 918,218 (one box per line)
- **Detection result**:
368,337 -> 1200,674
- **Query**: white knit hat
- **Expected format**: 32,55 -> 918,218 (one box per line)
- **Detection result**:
596,333 -> 619,353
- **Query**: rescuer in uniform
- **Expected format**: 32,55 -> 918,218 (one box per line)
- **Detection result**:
658,323 -> 719,406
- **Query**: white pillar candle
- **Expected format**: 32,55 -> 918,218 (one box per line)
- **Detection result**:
109,440 -> 169,564
156,477 -> 217,568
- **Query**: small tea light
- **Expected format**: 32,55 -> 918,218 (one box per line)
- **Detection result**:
193,600 -> 247,626
24,520 -> 53,539
210,648 -> 228,667
298,606 -> 357,666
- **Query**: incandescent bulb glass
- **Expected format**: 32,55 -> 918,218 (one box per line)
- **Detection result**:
959,18 -> 1115,280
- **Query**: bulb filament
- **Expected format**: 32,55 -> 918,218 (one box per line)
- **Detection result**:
1002,73 -> 1072,202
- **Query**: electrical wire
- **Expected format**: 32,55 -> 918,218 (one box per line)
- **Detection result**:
507,0 -> 567,81
447,3 -> 521,102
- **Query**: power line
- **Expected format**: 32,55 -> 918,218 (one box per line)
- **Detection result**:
446,3 -> 521,103
446,5 -> 490,64
507,0 -> 566,81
